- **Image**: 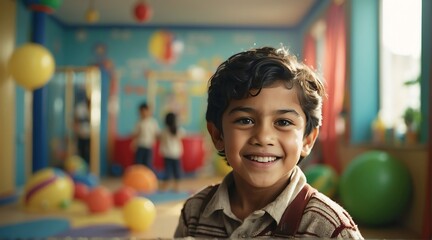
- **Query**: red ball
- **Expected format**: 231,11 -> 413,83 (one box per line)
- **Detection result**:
74,183 -> 89,201
113,186 -> 136,207
134,2 -> 152,22
86,186 -> 113,213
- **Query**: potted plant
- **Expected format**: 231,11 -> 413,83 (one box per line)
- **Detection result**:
402,107 -> 421,144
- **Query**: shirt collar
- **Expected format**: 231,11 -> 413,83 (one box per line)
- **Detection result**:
202,171 -> 235,218
201,166 -> 307,224
263,166 -> 307,224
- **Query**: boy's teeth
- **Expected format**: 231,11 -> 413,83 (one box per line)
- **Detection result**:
250,156 -> 276,163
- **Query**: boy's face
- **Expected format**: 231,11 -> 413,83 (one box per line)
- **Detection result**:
140,107 -> 150,118
208,81 -> 318,188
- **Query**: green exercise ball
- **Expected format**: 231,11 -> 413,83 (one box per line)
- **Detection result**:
339,151 -> 412,226
304,164 -> 338,199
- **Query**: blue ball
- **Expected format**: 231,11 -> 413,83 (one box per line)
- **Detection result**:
72,173 -> 99,188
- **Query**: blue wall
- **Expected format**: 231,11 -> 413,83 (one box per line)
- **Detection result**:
62,27 -> 300,135
420,0 -> 431,143
349,0 -> 380,144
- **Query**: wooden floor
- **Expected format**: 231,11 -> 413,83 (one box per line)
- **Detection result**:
0,173 -> 422,239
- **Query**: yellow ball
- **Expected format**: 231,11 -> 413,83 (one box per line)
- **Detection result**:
23,168 -> 73,212
123,197 -> 156,232
214,156 -> 232,176
64,155 -> 88,175
8,43 -> 55,90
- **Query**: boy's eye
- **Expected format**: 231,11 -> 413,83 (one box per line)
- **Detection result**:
235,118 -> 254,125
275,119 -> 292,127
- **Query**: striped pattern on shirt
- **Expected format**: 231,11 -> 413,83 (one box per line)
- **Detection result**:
176,185 -> 363,239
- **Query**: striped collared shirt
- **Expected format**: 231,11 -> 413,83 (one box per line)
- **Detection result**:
174,166 -> 363,239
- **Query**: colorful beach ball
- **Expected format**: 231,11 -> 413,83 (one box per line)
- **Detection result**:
148,30 -> 183,64
304,164 -> 339,199
23,168 -> 74,212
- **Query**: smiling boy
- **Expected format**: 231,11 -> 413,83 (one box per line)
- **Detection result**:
174,47 -> 363,238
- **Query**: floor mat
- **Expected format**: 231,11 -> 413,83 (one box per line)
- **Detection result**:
141,190 -> 191,203
0,218 -> 70,238
55,224 -> 129,238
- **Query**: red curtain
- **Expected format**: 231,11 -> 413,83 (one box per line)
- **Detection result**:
303,33 -> 317,69
320,1 -> 347,173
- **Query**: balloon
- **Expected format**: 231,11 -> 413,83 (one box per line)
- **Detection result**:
148,30 -> 183,64
8,43 -> 55,90
24,0 -> 63,13
339,151 -> 412,226
23,168 -> 73,211
134,2 -> 152,22
86,8 -> 99,23
123,197 -> 156,232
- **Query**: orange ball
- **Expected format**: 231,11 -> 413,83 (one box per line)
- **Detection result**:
86,186 -> 113,213
113,186 -> 136,207
122,165 -> 158,194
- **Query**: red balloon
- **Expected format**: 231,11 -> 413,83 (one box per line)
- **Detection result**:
113,186 -> 136,207
134,2 -> 152,22
86,186 -> 113,213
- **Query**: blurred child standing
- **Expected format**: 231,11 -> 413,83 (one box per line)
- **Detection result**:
160,112 -> 185,191
133,102 -> 160,169
74,97 -> 91,164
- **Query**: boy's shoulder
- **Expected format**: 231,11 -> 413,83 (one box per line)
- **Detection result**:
184,184 -> 219,206
305,191 -> 353,222
299,190 -> 361,237
181,184 -> 220,217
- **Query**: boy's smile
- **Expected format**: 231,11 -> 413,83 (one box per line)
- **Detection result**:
209,81 -> 318,189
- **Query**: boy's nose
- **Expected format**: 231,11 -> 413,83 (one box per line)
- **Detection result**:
249,123 -> 275,146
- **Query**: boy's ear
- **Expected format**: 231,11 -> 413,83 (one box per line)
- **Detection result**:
301,128 -> 319,157
207,122 -> 224,151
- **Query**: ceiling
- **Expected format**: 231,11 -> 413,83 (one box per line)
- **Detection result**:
52,0 -> 317,28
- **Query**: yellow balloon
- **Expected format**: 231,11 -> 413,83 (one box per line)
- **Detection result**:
123,197 -> 156,232
149,31 -> 166,60
8,43 -> 55,90
86,9 -> 99,23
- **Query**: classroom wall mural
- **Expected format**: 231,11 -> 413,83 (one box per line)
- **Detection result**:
62,27 -> 301,137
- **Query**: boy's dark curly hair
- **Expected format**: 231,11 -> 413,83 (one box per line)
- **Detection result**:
206,46 -> 326,157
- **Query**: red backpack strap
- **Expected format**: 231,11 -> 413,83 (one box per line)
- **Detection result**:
256,184 -> 316,237
274,183 -> 316,237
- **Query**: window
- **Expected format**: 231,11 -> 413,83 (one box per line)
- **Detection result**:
379,0 -> 422,140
